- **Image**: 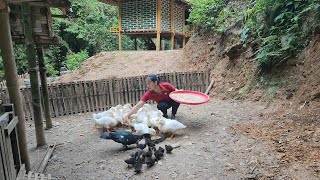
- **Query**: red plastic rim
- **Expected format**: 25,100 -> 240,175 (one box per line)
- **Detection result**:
169,90 -> 210,105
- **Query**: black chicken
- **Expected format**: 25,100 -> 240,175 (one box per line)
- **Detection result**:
158,146 -> 165,153
154,148 -> 164,160
165,145 -> 173,153
100,130 -> 143,148
137,143 -> 146,150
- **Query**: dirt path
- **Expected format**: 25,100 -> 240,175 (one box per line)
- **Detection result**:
25,98 -> 319,180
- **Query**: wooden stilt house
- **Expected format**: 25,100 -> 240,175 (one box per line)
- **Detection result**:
99,0 -> 192,50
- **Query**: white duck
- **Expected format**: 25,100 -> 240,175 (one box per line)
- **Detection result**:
93,116 -> 118,131
158,118 -> 186,138
133,123 -> 156,135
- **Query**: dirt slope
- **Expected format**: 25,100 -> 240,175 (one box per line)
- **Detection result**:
55,50 -> 205,83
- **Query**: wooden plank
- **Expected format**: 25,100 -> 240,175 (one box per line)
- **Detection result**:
134,77 -> 139,104
47,174 -> 52,180
16,164 -> 26,180
68,83 -> 74,115
102,80 -> 108,110
50,85 -> 58,117
0,144 -> 5,180
34,172 -> 39,180
0,120 -> 11,179
116,79 -> 121,105
36,143 -> 56,173
87,81 -> 93,112
138,76 -> 143,101
173,72 -> 177,89
40,173 -> 45,180
4,120 -> 16,179
47,84 -> 54,118
66,84 -> 73,115
91,81 -> 97,112
125,78 -> 130,104
76,82 -> 85,113
63,84 -> 69,115
61,85 -> 67,115
122,78 -> 127,104
86,81 -> 92,113
69,83 -> 74,114
95,80 -> 102,112
81,81 -> 88,113
4,116 -> 18,134
108,79 -> 115,107
57,84 -> 63,116
27,170 -> 33,180
0,124 -> 10,180
128,77 -> 132,105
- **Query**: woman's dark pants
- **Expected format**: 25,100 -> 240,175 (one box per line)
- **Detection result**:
157,99 -> 180,118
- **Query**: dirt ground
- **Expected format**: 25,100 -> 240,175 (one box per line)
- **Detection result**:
26,99 -> 318,180
25,34 -> 320,179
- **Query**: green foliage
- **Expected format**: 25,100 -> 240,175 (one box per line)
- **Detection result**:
0,0 -> 145,80
187,0 -> 248,33
246,0 -> 320,70
65,50 -> 89,70
188,0 -> 320,70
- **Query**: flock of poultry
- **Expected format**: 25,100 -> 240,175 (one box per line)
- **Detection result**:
124,137 -> 174,173
94,103 -> 185,173
92,103 -> 186,139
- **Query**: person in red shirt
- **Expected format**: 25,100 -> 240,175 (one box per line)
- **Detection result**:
124,74 -> 180,122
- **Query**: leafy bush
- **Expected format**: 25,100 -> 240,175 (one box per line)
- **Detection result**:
65,50 -> 89,70
188,0 -> 320,70
187,0 -> 248,33
246,0 -> 320,69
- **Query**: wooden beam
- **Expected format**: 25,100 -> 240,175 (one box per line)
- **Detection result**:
205,79 -> 215,95
156,0 -> 161,51
37,45 -> 52,129
170,0 -> 174,50
12,35 -> 60,45
0,3 -> 31,171
0,0 -> 7,10
22,1 -> 46,147
118,0 -> 122,50
4,116 -> 18,134
35,143 -> 56,173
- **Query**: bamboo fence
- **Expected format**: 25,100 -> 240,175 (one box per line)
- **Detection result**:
1,71 -> 210,120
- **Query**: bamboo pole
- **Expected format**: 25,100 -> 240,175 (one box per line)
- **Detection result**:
118,0 -> 122,50
156,0 -> 161,51
22,2 -> 46,146
0,1 -> 31,171
170,0 -> 174,50
36,46 -> 52,129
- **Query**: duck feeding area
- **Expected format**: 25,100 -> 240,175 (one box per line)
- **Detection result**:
25,98 -> 319,179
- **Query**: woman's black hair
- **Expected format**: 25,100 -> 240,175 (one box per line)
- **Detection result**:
146,74 -> 160,85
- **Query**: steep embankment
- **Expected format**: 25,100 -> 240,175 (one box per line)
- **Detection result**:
184,32 -> 320,113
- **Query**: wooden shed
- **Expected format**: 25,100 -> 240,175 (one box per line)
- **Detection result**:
99,0 -> 192,50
